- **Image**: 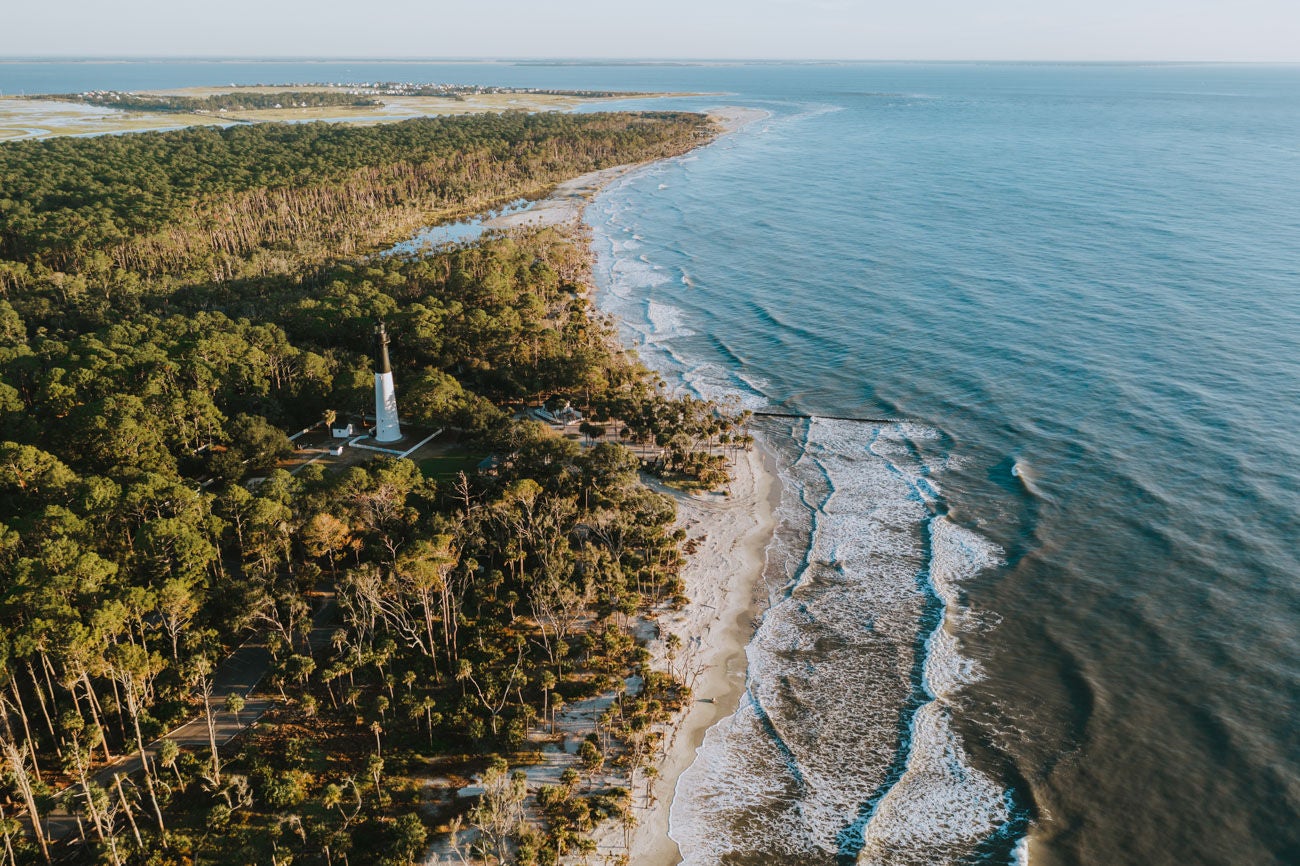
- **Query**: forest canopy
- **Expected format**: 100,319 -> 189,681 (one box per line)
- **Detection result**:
0,110 -> 707,284
0,109 -> 744,865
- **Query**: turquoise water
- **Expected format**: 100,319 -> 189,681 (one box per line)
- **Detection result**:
4,61 -> 1299,865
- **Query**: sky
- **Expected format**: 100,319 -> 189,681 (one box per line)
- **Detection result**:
4,0 -> 1300,62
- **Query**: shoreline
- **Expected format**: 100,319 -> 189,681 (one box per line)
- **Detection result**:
480,106 -> 770,234
615,444 -> 780,866
464,441 -> 780,866
571,105 -> 776,865
418,103 -> 775,865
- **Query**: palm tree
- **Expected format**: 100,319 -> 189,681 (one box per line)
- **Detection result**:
224,692 -> 245,726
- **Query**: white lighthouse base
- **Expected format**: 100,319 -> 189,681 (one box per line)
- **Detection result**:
374,371 -> 402,442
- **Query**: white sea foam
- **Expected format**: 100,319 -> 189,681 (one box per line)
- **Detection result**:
590,157 -> 1014,864
1012,459 -> 1047,499
671,420 -> 1011,864
852,516 -> 1008,863
610,254 -> 670,289
645,299 -> 693,341
732,370 -> 774,404
925,623 -> 980,698
929,518 -> 1002,614
857,702 -> 1008,864
679,364 -> 771,410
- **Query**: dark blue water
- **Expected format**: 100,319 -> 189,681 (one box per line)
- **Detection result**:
4,61 -> 1298,865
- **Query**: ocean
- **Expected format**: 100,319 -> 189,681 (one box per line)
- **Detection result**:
4,60 -> 1298,865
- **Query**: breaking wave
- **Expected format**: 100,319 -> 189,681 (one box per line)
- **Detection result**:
670,419 -> 1013,863
588,122 -> 1022,862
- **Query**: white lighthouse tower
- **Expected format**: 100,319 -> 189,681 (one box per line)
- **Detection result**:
373,321 -> 402,443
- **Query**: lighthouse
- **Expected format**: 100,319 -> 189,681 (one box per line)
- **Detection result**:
373,320 -> 402,443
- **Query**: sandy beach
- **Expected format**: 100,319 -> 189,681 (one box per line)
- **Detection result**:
426,445 -> 779,866
575,104 -> 775,866
481,164 -> 644,232
481,106 -> 770,234
615,444 -> 780,866
428,105 -> 777,865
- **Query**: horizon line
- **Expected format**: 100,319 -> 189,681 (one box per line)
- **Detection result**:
2,56 -> 1299,66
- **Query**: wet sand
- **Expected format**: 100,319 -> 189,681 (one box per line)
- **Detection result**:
574,105 -> 775,866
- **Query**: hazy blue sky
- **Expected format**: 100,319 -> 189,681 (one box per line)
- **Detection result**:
6,0 -> 1300,61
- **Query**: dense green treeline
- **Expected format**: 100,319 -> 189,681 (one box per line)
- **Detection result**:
0,111 -> 705,281
0,111 -> 741,865
1,232 -> 734,474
